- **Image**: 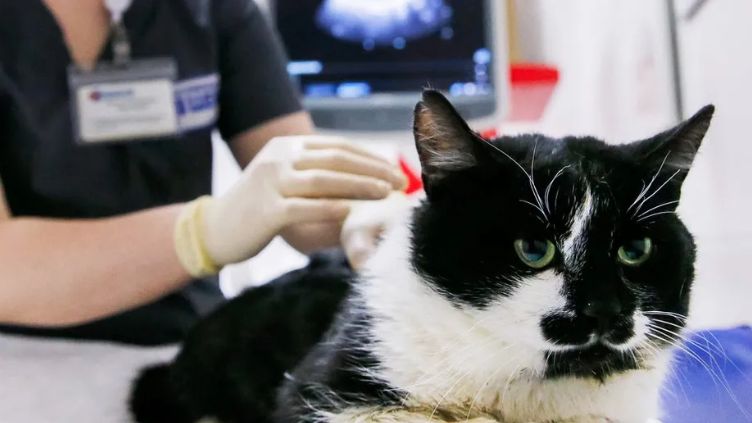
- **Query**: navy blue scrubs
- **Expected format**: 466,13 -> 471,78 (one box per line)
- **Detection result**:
0,0 -> 302,345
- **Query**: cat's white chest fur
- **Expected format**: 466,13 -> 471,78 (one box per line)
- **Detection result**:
349,208 -> 672,423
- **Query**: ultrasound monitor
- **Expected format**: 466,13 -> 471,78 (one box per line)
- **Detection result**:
273,0 -> 505,131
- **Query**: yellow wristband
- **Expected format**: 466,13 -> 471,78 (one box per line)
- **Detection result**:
174,196 -> 220,278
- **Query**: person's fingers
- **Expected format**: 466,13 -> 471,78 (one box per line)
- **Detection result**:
303,137 -> 390,164
343,230 -> 378,269
293,149 -> 407,190
282,170 -> 392,200
282,198 -> 350,223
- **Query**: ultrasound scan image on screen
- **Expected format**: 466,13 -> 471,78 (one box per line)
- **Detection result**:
275,0 -> 493,100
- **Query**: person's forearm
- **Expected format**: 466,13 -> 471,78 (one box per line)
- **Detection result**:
0,205 -> 191,326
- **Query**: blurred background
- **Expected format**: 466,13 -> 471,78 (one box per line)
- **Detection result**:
218,0 -> 752,332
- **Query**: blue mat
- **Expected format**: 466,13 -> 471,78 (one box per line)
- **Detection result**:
661,326 -> 752,423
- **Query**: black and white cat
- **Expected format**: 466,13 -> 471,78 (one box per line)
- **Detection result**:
130,90 -> 714,423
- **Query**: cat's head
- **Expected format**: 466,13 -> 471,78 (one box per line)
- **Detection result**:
409,90 -> 713,380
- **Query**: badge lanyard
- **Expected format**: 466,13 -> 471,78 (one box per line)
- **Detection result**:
105,0 -> 133,66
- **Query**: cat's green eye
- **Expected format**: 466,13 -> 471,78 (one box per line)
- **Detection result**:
514,239 -> 556,269
617,237 -> 653,266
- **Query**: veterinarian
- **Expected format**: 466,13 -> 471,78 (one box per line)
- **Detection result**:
0,0 -> 403,345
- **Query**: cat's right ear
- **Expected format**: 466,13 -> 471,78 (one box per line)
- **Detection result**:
632,104 -> 715,172
413,90 -> 481,193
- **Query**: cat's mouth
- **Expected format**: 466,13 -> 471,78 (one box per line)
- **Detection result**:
543,341 -> 642,380
586,330 -> 641,351
539,314 -> 650,379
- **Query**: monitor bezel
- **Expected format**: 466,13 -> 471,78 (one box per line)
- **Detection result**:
272,0 -> 509,131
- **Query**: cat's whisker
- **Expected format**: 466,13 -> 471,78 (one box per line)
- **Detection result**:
403,338 -> 508,392
659,335 -> 733,392
642,310 -> 689,321
632,169 -> 682,218
645,329 -> 749,418
642,313 -> 688,321
638,339 -> 663,359
664,346 -> 692,403
528,140 -> 547,220
482,139 -> 548,222
699,332 -> 752,388
639,339 -> 689,402
418,341 -> 523,420
415,345 -> 515,392
464,365 -> 506,422
642,320 -> 710,406
459,347 -> 527,422
499,361 -> 525,407
519,199 -> 547,220
481,138 -> 529,179
553,186 -> 562,214
544,165 -> 572,215
645,324 -> 686,344
628,348 -> 640,369
462,312 -> 507,335
645,332 -> 718,384
636,210 -> 677,222
428,367 -> 476,421
645,319 -> 687,331
701,331 -> 740,368
647,320 -> 685,332
647,323 -> 736,389
636,200 -> 680,219
627,151 -> 670,214
642,310 -> 688,316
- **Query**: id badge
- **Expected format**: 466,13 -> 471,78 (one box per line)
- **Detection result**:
68,58 -> 178,144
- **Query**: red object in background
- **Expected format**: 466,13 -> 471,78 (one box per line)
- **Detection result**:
399,156 -> 423,194
507,63 -> 559,122
478,63 -> 559,137
479,128 -> 499,139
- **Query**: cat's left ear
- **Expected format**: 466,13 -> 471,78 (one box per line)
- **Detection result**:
413,89 -> 484,192
633,105 -> 715,172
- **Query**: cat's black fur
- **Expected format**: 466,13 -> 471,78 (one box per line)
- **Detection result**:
130,90 -> 713,422
130,250 -> 353,423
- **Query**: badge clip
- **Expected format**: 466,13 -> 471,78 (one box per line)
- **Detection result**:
105,0 -> 133,66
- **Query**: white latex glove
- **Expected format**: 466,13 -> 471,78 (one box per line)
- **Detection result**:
340,192 -> 413,269
202,136 -> 406,267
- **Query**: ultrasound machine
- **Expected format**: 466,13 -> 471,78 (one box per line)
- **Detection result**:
272,0 -> 508,131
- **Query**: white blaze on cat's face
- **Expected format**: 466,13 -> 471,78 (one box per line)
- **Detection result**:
561,184 -> 593,269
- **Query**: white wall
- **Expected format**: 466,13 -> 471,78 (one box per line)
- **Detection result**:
514,0 -> 676,140
672,0 -> 752,328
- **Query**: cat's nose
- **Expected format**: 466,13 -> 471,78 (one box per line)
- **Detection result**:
583,299 -> 622,334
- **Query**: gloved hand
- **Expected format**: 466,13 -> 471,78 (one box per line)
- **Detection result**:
198,136 -> 406,270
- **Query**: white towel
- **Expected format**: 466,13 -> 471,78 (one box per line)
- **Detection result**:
0,334 -> 178,423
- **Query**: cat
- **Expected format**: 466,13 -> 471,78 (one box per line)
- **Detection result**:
130,90 -> 714,423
